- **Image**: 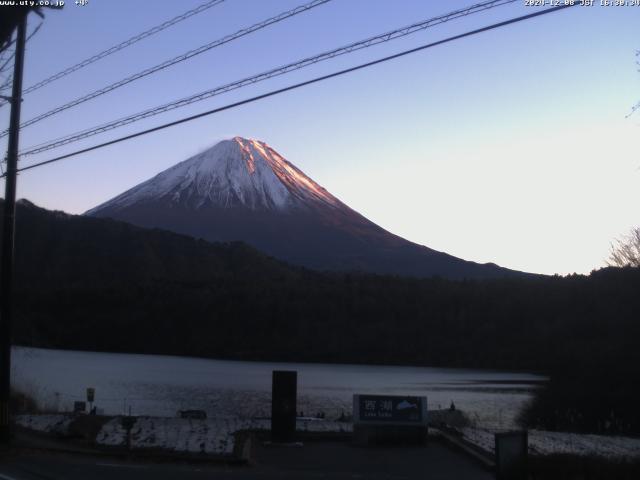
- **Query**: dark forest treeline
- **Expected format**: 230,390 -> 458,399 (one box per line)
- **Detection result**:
3,200 -> 640,435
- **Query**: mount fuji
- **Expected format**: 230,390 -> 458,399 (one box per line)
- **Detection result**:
87,137 -> 522,279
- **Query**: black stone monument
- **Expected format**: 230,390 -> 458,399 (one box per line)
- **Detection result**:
271,370 -> 297,443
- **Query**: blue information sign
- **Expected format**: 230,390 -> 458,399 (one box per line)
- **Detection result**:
353,394 -> 427,426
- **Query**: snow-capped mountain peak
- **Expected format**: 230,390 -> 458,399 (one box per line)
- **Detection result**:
87,137 -> 340,213
87,136 -> 524,279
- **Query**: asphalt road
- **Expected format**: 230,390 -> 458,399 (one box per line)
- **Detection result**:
0,441 -> 494,480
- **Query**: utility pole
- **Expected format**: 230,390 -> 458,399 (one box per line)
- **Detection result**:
0,14 -> 27,447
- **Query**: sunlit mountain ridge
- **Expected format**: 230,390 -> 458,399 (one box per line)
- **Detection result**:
87,137 -> 525,279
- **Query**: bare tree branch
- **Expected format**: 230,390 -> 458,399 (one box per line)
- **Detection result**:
608,227 -> 640,268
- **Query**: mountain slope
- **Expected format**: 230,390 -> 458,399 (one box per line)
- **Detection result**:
87,137 -> 524,279
4,198 -> 296,290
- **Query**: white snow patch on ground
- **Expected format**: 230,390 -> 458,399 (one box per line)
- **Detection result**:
460,427 -> 640,460
14,414 -> 73,436
16,414 -> 353,456
528,430 -> 640,459
97,417 -> 353,456
95,417 -> 127,447
16,413 -> 639,459
127,417 -> 238,455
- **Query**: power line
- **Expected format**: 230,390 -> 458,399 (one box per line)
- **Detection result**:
19,0 -> 518,157
0,75 -> 12,92
24,20 -> 43,45
0,22 -> 42,96
0,23 -> 42,78
0,38 -> 15,56
1,0 -> 333,137
6,4 -> 577,178
7,0 -> 226,101
0,49 -> 15,75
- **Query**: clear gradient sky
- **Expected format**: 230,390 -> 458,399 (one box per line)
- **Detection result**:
0,0 -> 638,275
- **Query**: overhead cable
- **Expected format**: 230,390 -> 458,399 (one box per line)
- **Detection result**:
20,0 -> 517,156
16,0 -> 226,98
8,4 -> 577,177
1,0 -> 333,136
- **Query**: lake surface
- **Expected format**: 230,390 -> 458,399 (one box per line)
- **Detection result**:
12,346 -> 544,429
